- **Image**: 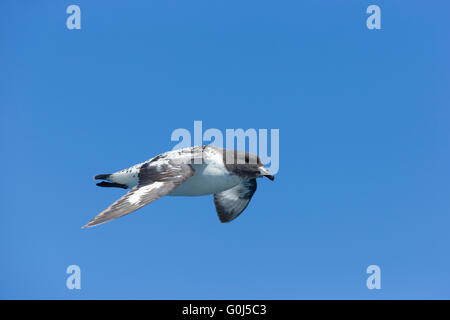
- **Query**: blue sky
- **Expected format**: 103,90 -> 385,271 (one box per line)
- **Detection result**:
1,1 -> 449,299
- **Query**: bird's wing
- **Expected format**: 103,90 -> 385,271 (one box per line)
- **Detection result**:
83,160 -> 195,228
214,178 -> 257,223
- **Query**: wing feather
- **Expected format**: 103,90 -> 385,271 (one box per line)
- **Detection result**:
214,179 -> 257,223
83,161 -> 194,228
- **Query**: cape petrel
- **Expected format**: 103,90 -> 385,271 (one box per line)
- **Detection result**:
83,145 -> 275,228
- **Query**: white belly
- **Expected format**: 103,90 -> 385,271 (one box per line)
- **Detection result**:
169,162 -> 241,196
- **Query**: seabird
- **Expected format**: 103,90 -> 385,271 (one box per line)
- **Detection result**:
83,145 -> 275,228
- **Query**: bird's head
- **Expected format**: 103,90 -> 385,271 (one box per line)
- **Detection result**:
222,149 -> 275,181
258,165 -> 275,181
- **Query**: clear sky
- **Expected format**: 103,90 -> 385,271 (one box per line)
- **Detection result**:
1,1 -> 449,299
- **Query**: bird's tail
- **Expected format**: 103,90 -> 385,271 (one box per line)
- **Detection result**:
94,173 -> 128,189
94,174 -> 111,180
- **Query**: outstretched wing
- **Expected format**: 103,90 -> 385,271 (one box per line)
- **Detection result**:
83,161 -> 195,228
214,179 -> 257,223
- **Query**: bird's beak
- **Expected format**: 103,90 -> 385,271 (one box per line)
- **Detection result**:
259,166 -> 275,181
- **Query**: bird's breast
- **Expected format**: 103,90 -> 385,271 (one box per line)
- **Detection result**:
169,162 -> 241,196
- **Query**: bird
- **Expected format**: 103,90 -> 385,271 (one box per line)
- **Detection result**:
83,145 -> 275,228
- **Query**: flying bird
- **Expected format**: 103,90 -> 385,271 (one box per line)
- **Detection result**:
83,145 -> 275,228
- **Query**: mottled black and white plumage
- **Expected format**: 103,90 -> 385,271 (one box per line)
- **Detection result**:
83,145 -> 274,228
